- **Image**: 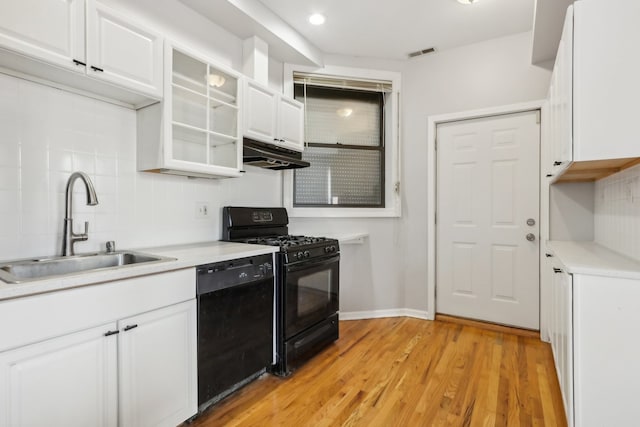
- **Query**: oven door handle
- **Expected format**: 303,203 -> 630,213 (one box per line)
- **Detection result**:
286,255 -> 340,273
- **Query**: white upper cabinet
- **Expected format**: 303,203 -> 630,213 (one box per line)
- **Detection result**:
548,1 -> 640,182
243,79 -> 305,152
244,79 -> 278,143
547,8 -> 573,177
0,0 -> 162,108
0,0 -> 86,72
86,0 -> 162,98
573,0 -> 640,161
137,42 -> 243,178
278,95 -> 305,151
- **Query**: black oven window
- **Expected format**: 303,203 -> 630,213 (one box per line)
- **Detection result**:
293,84 -> 385,208
297,270 -> 332,316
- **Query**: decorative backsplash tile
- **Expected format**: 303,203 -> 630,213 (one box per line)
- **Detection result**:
594,163 -> 640,261
0,73 -> 280,261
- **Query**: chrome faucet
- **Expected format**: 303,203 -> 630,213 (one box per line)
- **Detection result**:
62,172 -> 99,256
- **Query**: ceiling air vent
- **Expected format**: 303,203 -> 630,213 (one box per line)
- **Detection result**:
408,47 -> 436,58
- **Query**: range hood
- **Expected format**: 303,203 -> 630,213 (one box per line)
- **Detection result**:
243,139 -> 310,170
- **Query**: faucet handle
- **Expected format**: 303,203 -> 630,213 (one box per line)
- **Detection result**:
106,241 -> 116,253
83,221 -> 89,235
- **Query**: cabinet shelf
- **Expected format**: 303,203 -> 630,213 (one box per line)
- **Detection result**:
208,85 -> 236,104
171,122 -> 236,145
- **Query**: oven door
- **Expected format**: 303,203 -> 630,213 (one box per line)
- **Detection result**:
283,254 -> 339,339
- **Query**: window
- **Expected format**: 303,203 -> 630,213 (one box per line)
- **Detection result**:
293,85 -> 385,207
283,65 -> 401,218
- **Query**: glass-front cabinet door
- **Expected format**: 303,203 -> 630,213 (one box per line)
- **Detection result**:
136,42 -> 242,178
169,45 -> 241,175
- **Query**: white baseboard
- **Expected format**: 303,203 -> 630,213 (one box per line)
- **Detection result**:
340,308 -> 431,321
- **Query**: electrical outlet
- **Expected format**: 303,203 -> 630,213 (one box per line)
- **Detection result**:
196,202 -> 209,218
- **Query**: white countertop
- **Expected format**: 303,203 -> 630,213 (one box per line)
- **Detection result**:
0,241 -> 278,301
547,241 -> 640,280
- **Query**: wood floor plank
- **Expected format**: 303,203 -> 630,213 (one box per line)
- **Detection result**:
187,318 -> 566,427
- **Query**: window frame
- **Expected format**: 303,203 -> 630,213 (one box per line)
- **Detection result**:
282,64 -> 402,218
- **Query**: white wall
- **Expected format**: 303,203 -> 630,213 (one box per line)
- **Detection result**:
0,0 -> 281,261
286,32 -> 552,315
549,182 -> 595,241
0,73 -> 280,260
400,31 -> 551,313
594,164 -> 640,261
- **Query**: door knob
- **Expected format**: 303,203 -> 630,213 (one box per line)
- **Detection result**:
526,233 -> 536,242
527,218 -> 536,226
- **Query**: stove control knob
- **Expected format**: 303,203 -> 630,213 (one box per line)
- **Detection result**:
304,250 -> 310,258
296,251 -> 304,260
331,245 -> 336,252
324,246 -> 331,253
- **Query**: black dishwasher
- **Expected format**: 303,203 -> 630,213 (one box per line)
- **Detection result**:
196,253 -> 274,412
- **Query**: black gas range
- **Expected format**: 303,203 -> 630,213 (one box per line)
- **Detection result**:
222,207 -> 339,376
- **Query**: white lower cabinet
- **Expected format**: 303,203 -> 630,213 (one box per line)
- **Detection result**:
119,300 -> 197,427
548,242 -> 640,427
0,269 -> 197,427
0,323 -> 118,427
549,260 -> 573,426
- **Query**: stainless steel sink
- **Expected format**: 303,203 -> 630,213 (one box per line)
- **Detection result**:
0,251 -> 176,284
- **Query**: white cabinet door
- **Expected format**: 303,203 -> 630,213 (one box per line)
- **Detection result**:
550,261 -> 573,427
244,79 -> 278,144
551,6 -> 573,175
0,0 -> 85,72
86,0 -> 162,97
278,96 -> 304,152
573,0 -> 640,161
0,323 -> 118,427
118,300 -> 197,427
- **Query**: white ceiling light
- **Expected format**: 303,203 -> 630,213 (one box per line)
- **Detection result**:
457,0 -> 480,4
309,13 -> 326,25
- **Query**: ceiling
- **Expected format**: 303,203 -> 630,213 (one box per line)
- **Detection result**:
257,0 -> 536,60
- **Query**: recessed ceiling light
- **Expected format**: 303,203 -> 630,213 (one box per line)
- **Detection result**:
309,13 -> 326,25
457,0 -> 480,4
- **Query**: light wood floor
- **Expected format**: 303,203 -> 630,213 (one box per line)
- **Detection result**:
189,317 -> 566,427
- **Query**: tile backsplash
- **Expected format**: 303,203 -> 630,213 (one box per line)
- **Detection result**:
594,163 -> 640,261
0,73 -> 280,261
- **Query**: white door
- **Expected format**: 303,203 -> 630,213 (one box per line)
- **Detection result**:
278,96 -> 305,151
436,111 -> 540,329
118,300 -> 197,427
0,323 -> 118,427
0,0 -> 85,72
86,0 -> 163,97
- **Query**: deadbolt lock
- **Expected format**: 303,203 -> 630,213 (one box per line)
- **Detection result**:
527,218 -> 536,226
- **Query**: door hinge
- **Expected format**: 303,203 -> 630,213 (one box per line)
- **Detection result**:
395,182 -> 400,195
435,212 -> 437,225
435,138 -> 437,151
536,110 -> 541,124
